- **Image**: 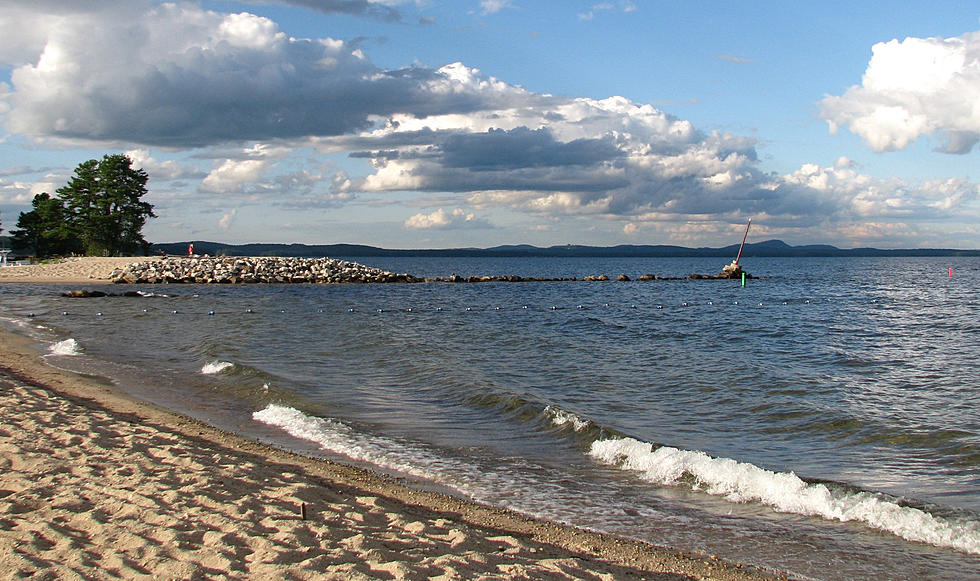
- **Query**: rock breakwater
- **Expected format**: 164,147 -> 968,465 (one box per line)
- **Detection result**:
111,256 -> 419,284
109,255 -> 754,285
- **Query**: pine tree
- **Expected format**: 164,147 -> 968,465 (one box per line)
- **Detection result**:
11,193 -> 82,257
57,154 -> 156,256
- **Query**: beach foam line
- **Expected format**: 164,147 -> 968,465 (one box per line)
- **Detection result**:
252,404 -> 465,489
201,360 -> 234,374
589,436 -> 980,555
48,338 -> 82,356
252,404 -> 623,526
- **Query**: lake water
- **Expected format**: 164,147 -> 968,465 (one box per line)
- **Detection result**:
2,256 -> 978,579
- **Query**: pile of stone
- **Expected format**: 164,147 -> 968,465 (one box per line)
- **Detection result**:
110,256 -> 420,284
108,256 -> 755,285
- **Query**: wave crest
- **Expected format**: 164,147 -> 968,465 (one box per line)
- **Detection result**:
589,437 -> 980,555
544,405 -> 593,432
201,360 -> 234,374
48,338 -> 82,356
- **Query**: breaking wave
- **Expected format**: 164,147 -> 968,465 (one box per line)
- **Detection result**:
201,360 -> 235,375
252,404 -> 460,485
589,436 -> 980,555
544,404 -> 593,432
48,338 -> 82,356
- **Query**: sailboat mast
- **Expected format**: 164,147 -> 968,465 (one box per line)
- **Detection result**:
733,218 -> 752,266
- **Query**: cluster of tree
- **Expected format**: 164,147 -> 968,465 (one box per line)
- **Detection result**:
11,154 -> 156,257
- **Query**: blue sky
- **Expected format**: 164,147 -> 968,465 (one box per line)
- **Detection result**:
1,1 -> 979,249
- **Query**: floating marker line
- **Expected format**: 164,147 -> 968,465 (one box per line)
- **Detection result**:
27,297 -> 840,320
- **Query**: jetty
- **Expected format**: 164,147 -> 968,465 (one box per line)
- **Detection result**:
106,254 -> 753,285
111,256 -> 419,284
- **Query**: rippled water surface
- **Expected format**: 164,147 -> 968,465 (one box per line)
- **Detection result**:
3,256 -> 979,579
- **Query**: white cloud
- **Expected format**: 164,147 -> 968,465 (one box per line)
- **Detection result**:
0,1 -> 140,66
124,149 -> 203,181
201,159 -> 272,193
480,1 -> 513,15
781,162 -> 979,219
0,181 -> 35,205
820,30 -> 980,153
1,5 -> 540,147
2,2 -> 977,248
579,2 -> 635,20
219,208 -> 238,231
404,207 -> 488,229
350,90 -> 770,219
331,60 -> 978,232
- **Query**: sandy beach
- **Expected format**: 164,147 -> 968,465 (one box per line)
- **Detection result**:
0,257 -> 157,284
0,328 -> 780,580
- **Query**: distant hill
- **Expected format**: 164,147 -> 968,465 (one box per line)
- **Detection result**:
152,240 -> 980,258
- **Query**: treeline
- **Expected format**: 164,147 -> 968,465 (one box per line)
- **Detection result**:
10,154 -> 155,257
152,239 -> 980,258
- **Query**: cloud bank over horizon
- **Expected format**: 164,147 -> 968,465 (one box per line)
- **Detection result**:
0,1 -> 978,248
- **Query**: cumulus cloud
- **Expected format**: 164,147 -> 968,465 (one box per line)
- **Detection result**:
820,30 -> 980,153
0,180 -> 36,204
404,207 -> 490,229
201,159 -> 273,193
315,78 -> 979,233
781,162 -> 979,219
349,93 -> 780,219
219,208 -> 238,230
2,4 -> 541,147
1,1 -> 976,245
0,1 -> 139,66
268,168 -> 358,208
125,149 -> 204,181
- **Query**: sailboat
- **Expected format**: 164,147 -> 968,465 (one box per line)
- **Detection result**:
721,218 -> 751,278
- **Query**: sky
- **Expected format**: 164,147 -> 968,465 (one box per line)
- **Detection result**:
1,1 -> 979,249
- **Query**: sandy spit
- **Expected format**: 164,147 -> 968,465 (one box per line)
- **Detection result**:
0,257 -> 159,284
0,330 -> 784,580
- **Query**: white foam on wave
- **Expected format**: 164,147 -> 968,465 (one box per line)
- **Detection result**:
252,405 -> 610,525
48,338 -> 82,356
252,404 -> 461,487
201,360 -> 234,374
589,437 -> 980,555
545,405 -> 592,432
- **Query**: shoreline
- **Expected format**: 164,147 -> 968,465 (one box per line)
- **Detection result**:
0,328 -> 781,579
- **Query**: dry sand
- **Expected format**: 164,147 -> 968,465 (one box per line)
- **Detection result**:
0,266 -> 784,580
0,257 -> 157,284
